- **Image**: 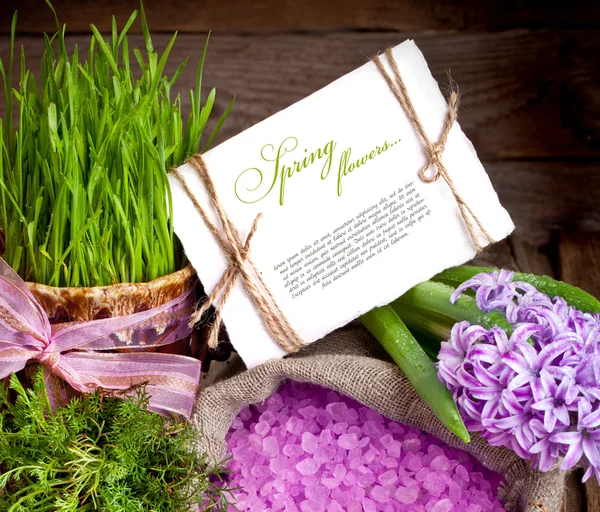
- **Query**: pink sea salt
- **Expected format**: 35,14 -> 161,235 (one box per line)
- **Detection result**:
225,381 -> 506,512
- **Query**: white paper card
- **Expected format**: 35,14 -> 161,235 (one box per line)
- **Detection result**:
169,40 -> 514,368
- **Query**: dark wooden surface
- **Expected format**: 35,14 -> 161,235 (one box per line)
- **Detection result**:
1,1 -> 599,510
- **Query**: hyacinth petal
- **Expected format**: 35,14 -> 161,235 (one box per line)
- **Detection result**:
531,398 -> 554,412
583,465 -> 596,483
467,344 -> 499,365
510,323 -> 542,346
507,371 -> 535,392
583,436 -> 600,469
500,389 -> 522,415
561,440 -> 584,470
538,340 -> 570,367
531,377 -> 546,403
554,405 -> 571,427
530,437 -> 550,455
494,414 -> 526,430
543,410 -> 558,433
502,352 -> 529,375
551,431 -> 582,444
582,409 -> 600,430
517,341 -> 540,368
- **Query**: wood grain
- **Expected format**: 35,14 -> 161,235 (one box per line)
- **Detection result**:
2,0 -> 599,34
1,30 -> 599,161
558,232 -> 600,298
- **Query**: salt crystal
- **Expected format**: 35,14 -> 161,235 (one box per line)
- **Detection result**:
381,456 -> 399,468
416,467 -> 430,482
348,425 -> 362,436
431,498 -> 453,512
347,502 -> 362,512
395,485 -> 420,504
357,470 -> 376,486
363,447 -> 378,464
403,437 -> 421,452
321,477 -> 341,489
260,410 -> 278,426
332,421 -> 348,435
269,455 -> 287,473
331,487 -> 350,506
455,464 -> 470,483
304,483 -> 329,502
299,499 -> 324,512
365,409 -> 384,423
267,393 -> 284,411
466,505 -> 482,512
301,475 -> 319,487
318,429 -> 332,445
315,409 -> 331,427
251,465 -> 271,478
333,464 -> 347,480
325,402 -> 349,422
283,444 -> 304,458
273,479 -> 285,492
362,420 -> 385,438
449,480 -> 462,502
338,433 -> 359,450
301,432 -> 318,453
314,445 -> 336,464
328,500 -> 345,512
362,497 -> 378,512
296,458 -> 320,476
239,407 -> 252,421
387,440 -> 402,458
343,471 -> 358,486
428,444 -> 444,458
263,436 -> 280,457
423,472 -> 446,497
286,417 -> 304,436
380,433 -> 394,449
350,485 -> 365,501
298,405 -> 318,420
370,485 -> 393,503
430,455 -> 450,471
407,454 -> 423,472
378,469 -> 398,486
260,481 -> 274,497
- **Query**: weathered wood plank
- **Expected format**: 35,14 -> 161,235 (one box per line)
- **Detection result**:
558,232 -> 600,298
1,30 -> 599,160
2,0 -> 600,34
558,232 -> 600,512
564,470 -> 586,512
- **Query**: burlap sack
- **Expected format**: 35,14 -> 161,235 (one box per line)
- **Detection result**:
192,324 -> 564,512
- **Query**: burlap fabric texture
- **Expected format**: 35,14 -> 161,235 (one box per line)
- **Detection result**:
192,324 -> 565,512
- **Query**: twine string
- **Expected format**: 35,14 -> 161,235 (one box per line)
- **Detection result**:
373,48 -> 494,253
171,155 -> 306,352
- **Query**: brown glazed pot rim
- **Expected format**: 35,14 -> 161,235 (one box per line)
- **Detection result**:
26,264 -> 197,322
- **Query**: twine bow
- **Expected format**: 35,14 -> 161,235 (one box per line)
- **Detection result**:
373,48 -> 494,253
0,257 -> 201,417
171,155 -> 306,352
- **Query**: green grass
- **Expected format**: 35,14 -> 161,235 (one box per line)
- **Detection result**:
0,1 -> 234,287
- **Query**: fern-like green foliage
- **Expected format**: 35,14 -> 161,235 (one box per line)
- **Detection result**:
0,369 -> 234,511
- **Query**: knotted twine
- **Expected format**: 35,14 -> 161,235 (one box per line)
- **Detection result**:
172,48 -> 494,352
373,48 -> 494,253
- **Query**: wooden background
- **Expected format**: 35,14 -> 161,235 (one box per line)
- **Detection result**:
1,1 -> 599,510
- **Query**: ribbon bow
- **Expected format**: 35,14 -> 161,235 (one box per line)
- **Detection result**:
0,257 -> 201,417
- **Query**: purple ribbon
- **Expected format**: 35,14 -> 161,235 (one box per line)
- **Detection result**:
0,257 -> 201,417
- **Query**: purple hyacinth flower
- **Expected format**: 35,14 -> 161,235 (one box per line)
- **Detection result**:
551,400 -> 600,474
531,374 -> 578,432
450,270 -> 520,312
438,268 -> 600,483
502,339 -> 573,401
